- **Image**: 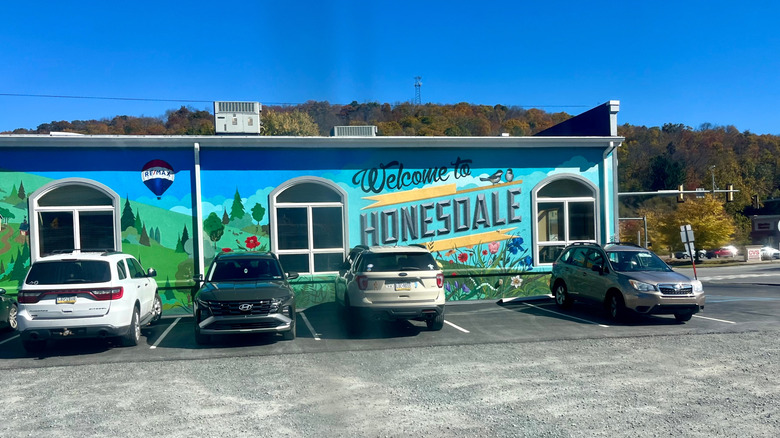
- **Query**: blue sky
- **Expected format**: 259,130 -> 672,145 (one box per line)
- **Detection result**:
1,1 -> 778,135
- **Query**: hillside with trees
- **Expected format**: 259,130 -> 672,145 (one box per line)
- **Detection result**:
4,101 -> 779,252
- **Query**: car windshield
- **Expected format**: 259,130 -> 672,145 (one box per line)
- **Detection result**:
358,252 -> 437,272
607,250 -> 672,272
26,260 -> 112,284
209,258 -> 283,281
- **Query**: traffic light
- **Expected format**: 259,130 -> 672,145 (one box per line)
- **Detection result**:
677,184 -> 685,203
726,184 -> 734,202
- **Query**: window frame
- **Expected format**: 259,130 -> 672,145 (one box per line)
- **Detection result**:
533,175 -> 600,266
269,177 -> 348,275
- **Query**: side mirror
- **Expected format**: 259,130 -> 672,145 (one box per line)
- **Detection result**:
147,268 -> 157,278
0,288 -> 6,295
286,272 -> 299,280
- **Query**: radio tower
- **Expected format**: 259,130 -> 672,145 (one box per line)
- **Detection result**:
414,76 -> 422,106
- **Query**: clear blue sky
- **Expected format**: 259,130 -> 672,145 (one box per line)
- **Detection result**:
1,1 -> 778,135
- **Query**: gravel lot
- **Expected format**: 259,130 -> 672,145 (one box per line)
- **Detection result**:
2,329 -> 778,437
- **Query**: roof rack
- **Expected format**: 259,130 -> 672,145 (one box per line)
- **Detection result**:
605,241 -> 643,248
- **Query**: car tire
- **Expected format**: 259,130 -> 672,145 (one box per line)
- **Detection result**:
1,304 -> 17,333
194,311 -> 210,345
121,307 -> 141,347
22,339 -> 46,354
607,293 -> 628,322
674,312 -> 693,323
283,320 -> 296,341
150,293 -> 162,325
426,313 -> 444,331
554,283 -> 573,309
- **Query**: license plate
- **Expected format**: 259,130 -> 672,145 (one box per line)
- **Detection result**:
56,295 -> 77,304
395,282 -> 412,291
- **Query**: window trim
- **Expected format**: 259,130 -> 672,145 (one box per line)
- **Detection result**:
269,177 -> 348,275
532,174 -> 600,266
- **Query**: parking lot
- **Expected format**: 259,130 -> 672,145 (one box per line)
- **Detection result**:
1,271 -> 779,437
2,272 -> 778,369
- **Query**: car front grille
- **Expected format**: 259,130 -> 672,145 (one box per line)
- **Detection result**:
206,300 -> 272,316
658,284 -> 694,295
210,321 -> 283,331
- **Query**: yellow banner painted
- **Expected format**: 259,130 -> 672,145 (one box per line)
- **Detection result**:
362,180 -> 523,210
420,228 -> 518,253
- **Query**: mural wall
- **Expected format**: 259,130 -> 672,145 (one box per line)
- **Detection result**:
0,141 -> 613,315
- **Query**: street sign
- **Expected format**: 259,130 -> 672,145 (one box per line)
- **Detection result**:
680,224 -> 694,244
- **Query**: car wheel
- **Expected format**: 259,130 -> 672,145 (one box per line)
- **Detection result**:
608,293 -> 628,322
121,307 -> 141,347
194,311 -> 210,345
283,320 -> 296,341
674,312 -> 693,323
1,304 -> 17,332
22,339 -> 46,354
426,313 -> 444,331
150,293 -> 162,325
554,283 -> 573,309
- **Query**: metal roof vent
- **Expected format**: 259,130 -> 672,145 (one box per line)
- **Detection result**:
214,101 -> 262,135
331,125 -> 377,137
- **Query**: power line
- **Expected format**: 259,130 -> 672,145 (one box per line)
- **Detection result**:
0,92 -> 592,109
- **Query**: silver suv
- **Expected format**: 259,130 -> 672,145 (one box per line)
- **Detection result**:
336,245 -> 445,331
550,242 -> 705,322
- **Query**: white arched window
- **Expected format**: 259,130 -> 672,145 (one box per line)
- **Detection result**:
269,177 -> 348,274
28,178 -> 121,263
533,176 -> 598,264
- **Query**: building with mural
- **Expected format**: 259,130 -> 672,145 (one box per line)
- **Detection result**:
0,101 -> 623,314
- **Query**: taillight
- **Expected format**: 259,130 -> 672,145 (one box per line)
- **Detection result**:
436,273 -> 444,288
90,287 -> 124,301
17,287 -> 124,303
18,291 -> 41,304
357,275 -> 368,290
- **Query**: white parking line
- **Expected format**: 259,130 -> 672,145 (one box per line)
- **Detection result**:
0,334 -> 19,346
692,314 -> 736,324
150,317 -> 181,349
523,302 -> 610,328
444,320 -> 470,333
299,312 -> 321,340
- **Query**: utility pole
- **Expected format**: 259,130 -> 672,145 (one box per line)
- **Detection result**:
710,165 -> 716,192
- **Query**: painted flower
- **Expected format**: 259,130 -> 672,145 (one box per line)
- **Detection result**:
488,241 -> 500,254
458,252 -> 469,263
221,247 -> 233,253
523,256 -> 533,267
245,235 -> 260,250
507,237 -> 525,254
482,249 -> 488,256
445,249 -> 456,257
511,275 -> 523,288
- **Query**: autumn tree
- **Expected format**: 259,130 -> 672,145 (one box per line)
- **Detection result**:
643,195 -> 736,255
262,110 -> 319,136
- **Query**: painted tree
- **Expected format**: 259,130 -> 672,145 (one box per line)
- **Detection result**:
181,225 -> 190,246
230,189 -> 245,220
121,198 -> 135,231
17,181 -> 25,199
204,212 -> 225,248
134,209 -> 142,231
140,224 -> 151,246
222,210 -> 230,225
251,203 -> 266,232
175,233 -> 185,253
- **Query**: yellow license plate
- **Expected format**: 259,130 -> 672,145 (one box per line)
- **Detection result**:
56,295 -> 77,304
395,282 -> 412,291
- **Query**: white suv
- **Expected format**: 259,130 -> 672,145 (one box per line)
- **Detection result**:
17,251 -> 161,353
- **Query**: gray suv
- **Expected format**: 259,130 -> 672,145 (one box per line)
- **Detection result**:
550,242 -> 705,322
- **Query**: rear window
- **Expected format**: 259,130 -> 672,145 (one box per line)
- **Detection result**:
25,260 -> 112,285
358,252 -> 438,272
209,258 -> 283,282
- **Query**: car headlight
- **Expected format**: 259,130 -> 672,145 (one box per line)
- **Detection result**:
270,296 -> 291,313
628,279 -> 657,292
691,280 -> 703,293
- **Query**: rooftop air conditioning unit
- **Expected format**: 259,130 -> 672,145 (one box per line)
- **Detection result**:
214,101 -> 262,135
331,125 -> 377,137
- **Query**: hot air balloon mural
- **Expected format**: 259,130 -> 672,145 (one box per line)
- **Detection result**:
141,160 -> 175,199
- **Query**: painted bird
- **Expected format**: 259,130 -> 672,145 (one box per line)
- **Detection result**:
480,170 -> 503,184
505,168 -> 514,182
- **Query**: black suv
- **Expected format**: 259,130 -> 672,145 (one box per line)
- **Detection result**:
550,242 -> 705,322
193,252 -> 298,344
